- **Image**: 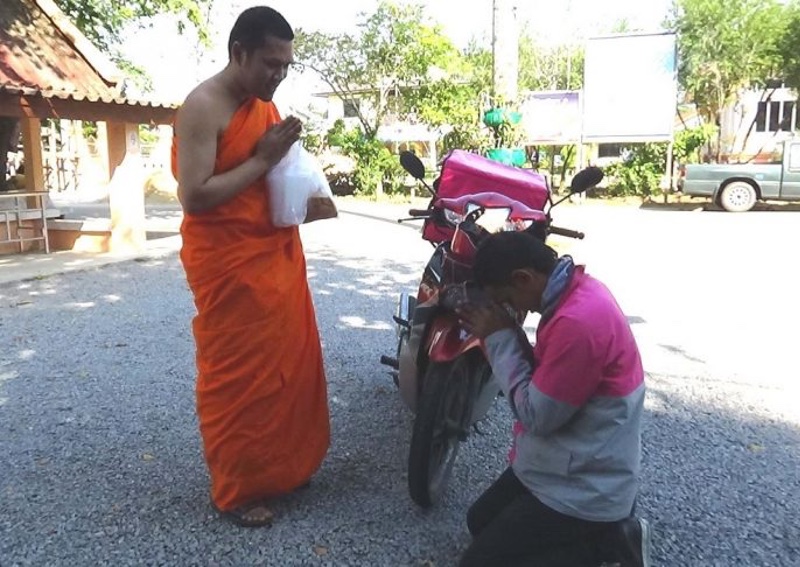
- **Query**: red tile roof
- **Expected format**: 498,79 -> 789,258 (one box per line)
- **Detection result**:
0,0 -> 177,120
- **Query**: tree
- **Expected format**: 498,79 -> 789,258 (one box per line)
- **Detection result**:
778,1 -> 800,92
54,0 -> 213,54
518,37 -> 584,92
295,0 -> 463,138
295,1 -> 485,193
668,0 -> 787,155
53,0 -> 214,90
465,34 -> 584,95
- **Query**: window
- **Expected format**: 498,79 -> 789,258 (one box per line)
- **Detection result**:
598,143 -> 626,158
755,102 -> 767,132
769,101 -> 781,132
343,99 -> 360,118
783,102 -> 796,131
755,100 -> 797,133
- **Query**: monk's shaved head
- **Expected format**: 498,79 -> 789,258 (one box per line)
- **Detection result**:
228,6 -> 294,59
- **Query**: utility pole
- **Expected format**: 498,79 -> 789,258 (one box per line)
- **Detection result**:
492,0 -> 519,106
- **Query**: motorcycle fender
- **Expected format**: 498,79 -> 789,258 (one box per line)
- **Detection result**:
470,374 -> 500,426
398,296 -> 438,413
426,314 -> 483,363
398,331 -> 420,412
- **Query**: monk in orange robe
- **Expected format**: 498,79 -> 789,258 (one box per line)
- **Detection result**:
171,6 -> 329,527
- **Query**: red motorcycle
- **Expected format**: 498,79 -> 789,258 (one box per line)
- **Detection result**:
381,150 -> 602,508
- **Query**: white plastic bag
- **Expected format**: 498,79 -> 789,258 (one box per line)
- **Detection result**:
267,142 -> 338,227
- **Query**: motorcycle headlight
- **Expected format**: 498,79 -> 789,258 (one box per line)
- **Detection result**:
504,219 -> 534,231
444,209 -> 465,224
475,207 -> 512,233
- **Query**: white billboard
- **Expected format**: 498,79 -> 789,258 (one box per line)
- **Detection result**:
582,32 -> 678,142
520,91 -> 581,144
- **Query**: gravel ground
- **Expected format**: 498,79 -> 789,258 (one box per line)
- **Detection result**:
1,209 -> 798,566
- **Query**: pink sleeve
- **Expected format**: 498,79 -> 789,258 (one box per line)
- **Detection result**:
533,315 -> 604,407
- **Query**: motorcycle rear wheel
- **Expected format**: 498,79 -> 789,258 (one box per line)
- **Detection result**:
407,352 -> 485,508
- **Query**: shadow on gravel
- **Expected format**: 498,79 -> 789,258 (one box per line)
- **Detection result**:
640,375 -> 800,566
5,249 -> 795,566
0,250 -> 488,566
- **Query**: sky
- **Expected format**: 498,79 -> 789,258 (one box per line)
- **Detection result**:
122,0 -> 673,107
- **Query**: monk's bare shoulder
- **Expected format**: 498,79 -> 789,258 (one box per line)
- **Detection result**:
177,78 -> 233,138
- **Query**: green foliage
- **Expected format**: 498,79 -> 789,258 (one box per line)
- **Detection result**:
490,120 -> 525,149
82,121 -> 98,140
407,75 -> 488,156
116,58 -> 153,93
669,0 -> 787,126
296,1 -> 488,193
464,34 -> 584,95
301,132 -> 324,155
601,126 -> 716,197
54,0 -> 213,52
673,124 -> 717,163
464,32 -> 584,153
605,144 -> 669,197
296,1 -> 461,137
519,36 -> 584,92
138,125 -> 160,146
439,124 -> 492,156
556,145 -> 577,191
778,1 -> 800,92
325,120 -> 349,149
53,0 -> 212,91
325,121 -> 404,196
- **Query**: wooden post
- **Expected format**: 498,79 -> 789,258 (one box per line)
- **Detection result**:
47,120 -> 57,191
106,121 -> 146,253
19,117 -> 48,252
20,117 -> 45,192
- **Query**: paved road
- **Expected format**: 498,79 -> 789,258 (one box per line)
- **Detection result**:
1,202 -> 798,566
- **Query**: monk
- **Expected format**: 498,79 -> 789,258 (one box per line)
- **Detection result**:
171,6 -> 330,527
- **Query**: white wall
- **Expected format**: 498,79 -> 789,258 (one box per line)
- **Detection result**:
721,87 -> 797,158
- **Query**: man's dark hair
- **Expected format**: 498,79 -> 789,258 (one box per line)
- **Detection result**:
228,6 -> 294,58
473,231 -> 558,287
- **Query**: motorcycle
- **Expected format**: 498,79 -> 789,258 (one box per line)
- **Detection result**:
380,149 -> 603,508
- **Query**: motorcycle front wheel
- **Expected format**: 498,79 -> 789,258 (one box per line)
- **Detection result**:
407,351 -> 487,508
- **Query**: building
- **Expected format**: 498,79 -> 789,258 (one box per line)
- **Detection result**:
311,86 -> 442,169
720,84 -> 798,161
1,0 -> 177,255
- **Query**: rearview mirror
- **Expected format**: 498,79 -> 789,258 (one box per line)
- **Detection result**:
399,151 -> 426,180
570,166 -> 604,194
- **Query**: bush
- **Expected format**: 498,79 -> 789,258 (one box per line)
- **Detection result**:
604,143 -> 668,197
326,121 -> 405,197
317,151 -> 358,196
602,125 -> 716,197
673,124 -> 716,164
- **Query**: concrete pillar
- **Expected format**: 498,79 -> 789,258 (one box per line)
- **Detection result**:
106,121 -> 146,253
492,0 -> 519,105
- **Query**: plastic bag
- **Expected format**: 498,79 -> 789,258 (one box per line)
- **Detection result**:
267,142 -> 338,227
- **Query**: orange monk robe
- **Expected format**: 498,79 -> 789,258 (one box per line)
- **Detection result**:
172,98 -> 330,511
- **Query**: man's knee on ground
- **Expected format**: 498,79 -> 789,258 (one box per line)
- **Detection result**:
457,547 -> 485,567
465,503 -> 484,537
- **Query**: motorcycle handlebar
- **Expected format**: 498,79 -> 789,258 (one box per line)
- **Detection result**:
549,225 -> 585,240
408,209 -> 432,218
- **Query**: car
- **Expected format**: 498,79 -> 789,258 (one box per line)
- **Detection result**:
678,139 -> 800,211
